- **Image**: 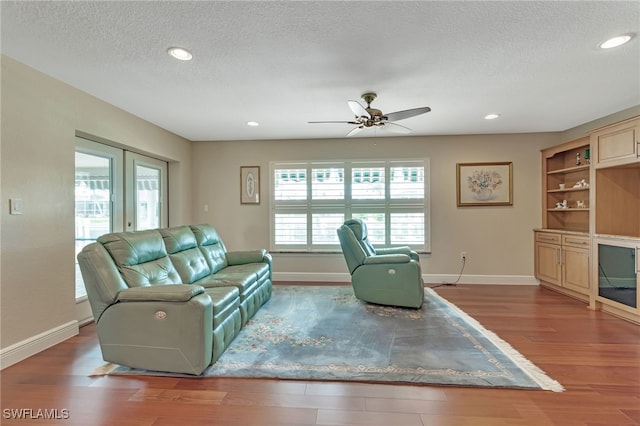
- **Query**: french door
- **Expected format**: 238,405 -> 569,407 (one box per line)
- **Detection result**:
75,137 -> 167,303
124,151 -> 168,232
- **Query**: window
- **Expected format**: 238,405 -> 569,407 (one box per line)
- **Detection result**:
271,159 -> 430,252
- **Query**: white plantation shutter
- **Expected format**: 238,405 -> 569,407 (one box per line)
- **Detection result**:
271,160 -> 430,252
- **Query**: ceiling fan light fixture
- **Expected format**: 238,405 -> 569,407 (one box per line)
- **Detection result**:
484,113 -> 500,120
599,34 -> 633,49
247,121 -> 259,127
167,46 -> 193,61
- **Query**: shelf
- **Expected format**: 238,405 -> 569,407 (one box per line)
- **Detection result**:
542,138 -> 591,234
547,187 -> 589,193
547,164 -> 590,175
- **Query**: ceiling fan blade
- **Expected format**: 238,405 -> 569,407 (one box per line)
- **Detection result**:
382,122 -> 412,134
346,126 -> 365,137
347,100 -> 371,119
384,106 -> 431,122
308,121 -> 359,124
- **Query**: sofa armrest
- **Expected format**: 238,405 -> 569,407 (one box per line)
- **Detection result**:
116,284 -> 205,303
226,249 -> 270,265
363,254 -> 411,264
99,288 -> 213,375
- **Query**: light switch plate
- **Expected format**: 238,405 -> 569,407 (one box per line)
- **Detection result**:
10,198 -> 23,215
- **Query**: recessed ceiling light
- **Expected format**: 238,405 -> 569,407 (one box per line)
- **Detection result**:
484,114 -> 500,120
599,34 -> 633,49
247,121 -> 259,127
167,47 -> 193,61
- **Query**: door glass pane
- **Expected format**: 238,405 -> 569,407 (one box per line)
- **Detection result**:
75,151 -> 112,298
135,164 -> 161,230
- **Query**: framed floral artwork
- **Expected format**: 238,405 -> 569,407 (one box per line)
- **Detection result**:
456,162 -> 513,206
240,166 -> 260,204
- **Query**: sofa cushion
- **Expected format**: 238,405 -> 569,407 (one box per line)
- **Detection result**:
159,226 -> 211,284
195,271 -> 256,294
204,286 -> 240,329
98,230 -> 181,287
190,224 -> 229,273
220,263 -> 270,281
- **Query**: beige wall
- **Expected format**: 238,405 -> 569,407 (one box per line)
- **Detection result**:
191,132 -> 560,282
561,105 -> 640,143
0,56 -> 193,350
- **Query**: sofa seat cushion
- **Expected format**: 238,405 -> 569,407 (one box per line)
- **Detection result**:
195,272 -> 256,294
204,286 -> 240,329
219,263 -> 270,281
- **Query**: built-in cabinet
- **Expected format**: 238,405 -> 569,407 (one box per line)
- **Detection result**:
535,231 -> 590,301
535,117 -> 640,324
592,117 -> 640,169
541,137 -> 591,233
589,116 -> 640,324
535,138 -> 592,301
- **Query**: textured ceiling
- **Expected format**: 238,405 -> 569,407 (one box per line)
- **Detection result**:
1,1 -> 639,141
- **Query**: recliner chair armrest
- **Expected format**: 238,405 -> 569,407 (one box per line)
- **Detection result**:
116,284 -> 205,303
226,249 -> 270,265
375,246 -> 419,262
363,254 -> 411,264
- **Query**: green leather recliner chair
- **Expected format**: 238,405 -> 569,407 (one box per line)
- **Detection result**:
337,219 -> 424,308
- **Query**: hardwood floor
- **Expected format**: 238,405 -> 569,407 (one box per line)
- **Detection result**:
2,284 -> 639,425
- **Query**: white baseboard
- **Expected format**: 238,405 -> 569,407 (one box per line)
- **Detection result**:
425,274 -> 538,285
274,272 -> 538,285
76,298 -> 94,326
0,321 -> 79,370
273,272 -> 351,282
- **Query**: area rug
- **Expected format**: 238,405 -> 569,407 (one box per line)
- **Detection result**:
95,285 -> 563,391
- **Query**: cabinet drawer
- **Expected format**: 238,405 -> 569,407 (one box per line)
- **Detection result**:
535,232 -> 561,244
562,235 -> 590,248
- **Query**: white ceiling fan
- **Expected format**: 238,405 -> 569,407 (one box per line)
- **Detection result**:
309,92 -> 431,137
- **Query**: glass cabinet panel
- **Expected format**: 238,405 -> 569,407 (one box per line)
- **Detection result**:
598,244 -> 637,308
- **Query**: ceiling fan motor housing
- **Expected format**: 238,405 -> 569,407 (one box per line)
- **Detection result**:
361,92 -> 384,123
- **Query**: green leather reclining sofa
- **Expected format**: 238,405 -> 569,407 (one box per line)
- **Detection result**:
77,224 -> 272,375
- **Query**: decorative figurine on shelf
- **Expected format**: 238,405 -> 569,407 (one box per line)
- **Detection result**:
576,200 -> 586,208
556,200 -> 568,209
573,179 -> 589,188
584,148 -> 590,164
576,152 -> 581,166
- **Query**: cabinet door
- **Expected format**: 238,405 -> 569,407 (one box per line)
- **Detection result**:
562,246 -> 590,295
593,120 -> 640,168
535,242 -> 562,286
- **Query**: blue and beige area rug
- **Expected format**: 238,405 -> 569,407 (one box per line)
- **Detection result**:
95,285 -> 564,391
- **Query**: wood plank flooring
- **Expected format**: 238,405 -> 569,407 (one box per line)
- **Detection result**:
2,284 -> 639,425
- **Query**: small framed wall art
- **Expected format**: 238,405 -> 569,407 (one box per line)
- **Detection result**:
240,166 -> 260,204
456,162 -> 513,207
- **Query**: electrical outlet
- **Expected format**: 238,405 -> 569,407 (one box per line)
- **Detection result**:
460,251 -> 467,260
